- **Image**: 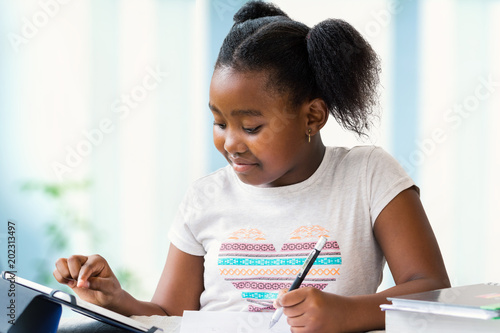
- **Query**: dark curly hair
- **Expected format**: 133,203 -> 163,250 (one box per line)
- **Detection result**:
215,1 -> 381,137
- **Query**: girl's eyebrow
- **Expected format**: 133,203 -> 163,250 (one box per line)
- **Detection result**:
231,109 -> 263,117
208,103 -> 263,117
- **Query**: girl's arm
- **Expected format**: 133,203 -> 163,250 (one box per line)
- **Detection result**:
54,244 -> 204,317
275,187 -> 450,332
349,186 -> 450,330
150,243 -> 205,316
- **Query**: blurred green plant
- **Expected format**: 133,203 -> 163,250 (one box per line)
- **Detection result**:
20,180 -> 143,296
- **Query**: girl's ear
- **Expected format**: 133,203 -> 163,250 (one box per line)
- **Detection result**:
305,98 -> 329,135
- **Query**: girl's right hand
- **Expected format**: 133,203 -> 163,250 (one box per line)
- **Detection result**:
53,254 -> 124,310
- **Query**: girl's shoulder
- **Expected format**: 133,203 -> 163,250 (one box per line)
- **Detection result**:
328,145 -> 405,178
329,145 -> 386,164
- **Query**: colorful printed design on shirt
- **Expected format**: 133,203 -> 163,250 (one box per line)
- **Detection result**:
218,225 -> 342,312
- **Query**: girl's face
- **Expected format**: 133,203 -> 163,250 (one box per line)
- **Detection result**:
209,67 -> 318,187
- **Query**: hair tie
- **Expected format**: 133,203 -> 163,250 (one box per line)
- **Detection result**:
306,31 -> 311,40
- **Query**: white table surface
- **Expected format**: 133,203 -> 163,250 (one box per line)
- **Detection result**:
58,313 -> 385,332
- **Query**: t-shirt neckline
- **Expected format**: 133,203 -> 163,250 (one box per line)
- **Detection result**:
231,147 -> 333,196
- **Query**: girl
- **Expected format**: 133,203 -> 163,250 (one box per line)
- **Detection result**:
54,1 -> 450,332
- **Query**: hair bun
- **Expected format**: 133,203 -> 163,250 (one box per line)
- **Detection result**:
233,1 -> 288,24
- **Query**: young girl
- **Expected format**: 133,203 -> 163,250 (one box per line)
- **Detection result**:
54,1 -> 450,332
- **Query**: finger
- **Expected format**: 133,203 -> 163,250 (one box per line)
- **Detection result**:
287,317 -> 306,333
274,289 -> 288,308
77,255 -> 107,288
85,276 -> 117,293
67,255 -> 88,281
54,258 -> 72,280
286,309 -> 308,329
283,304 -> 306,319
53,267 -> 76,288
280,288 -> 307,307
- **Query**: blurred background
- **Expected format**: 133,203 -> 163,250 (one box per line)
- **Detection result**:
0,0 -> 499,301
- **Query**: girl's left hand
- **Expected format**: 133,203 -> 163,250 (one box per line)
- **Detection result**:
274,287 -> 352,333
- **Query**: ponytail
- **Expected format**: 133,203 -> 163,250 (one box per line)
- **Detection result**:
307,19 -> 380,136
215,1 -> 380,137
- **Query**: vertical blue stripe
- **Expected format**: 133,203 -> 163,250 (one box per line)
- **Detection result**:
207,1 -> 249,172
392,0 -> 420,182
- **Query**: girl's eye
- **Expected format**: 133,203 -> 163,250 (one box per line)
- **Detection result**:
243,125 -> 262,134
213,122 -> 226,129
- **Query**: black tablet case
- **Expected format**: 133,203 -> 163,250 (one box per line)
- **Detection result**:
0,273 -> 161,333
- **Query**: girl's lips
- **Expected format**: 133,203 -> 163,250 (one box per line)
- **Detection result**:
232,162 -> 257,173
229,157 -> 258,173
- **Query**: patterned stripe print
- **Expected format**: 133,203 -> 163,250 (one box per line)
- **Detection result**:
225,277 -> 336,282
219,267 -> 341,277
249,304 -> 275,312
231,281 -> 328,291
242,292 -> 278,300
219,243 -> 277,252
281,241 -> 340,251
218,256 -> 341,266
218,252 -> 342,257
218,226 -> 341,312
219,241 -> 339,252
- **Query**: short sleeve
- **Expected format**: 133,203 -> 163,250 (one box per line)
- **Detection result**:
366,147 -> 418,225
168,187 -> 206,256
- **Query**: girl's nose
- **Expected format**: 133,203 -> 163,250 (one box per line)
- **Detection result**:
224,130 -> 247,156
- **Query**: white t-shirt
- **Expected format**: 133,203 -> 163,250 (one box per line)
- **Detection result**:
168,146 -> 416,312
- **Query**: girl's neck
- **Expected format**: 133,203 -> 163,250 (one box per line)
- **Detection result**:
257,137 -> 326,188
305,136 -> 327,180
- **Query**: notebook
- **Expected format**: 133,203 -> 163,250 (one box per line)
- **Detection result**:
381,283 -> 500,333
382,283 -> 500,319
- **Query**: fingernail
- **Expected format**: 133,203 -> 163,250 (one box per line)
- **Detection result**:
77,279 -> 89,288
67,280 -> 76,288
